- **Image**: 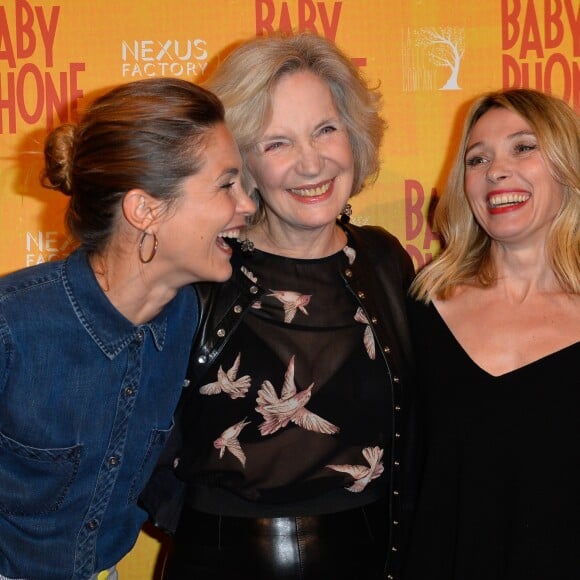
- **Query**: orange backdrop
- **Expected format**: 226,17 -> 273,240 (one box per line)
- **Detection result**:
0,0 -> 577,577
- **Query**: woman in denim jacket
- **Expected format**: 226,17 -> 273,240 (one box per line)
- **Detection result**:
143,34 -> 418,580
0,78 -> 254,579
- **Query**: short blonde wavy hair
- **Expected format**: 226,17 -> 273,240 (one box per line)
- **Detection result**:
412,88 -> 580,301
204,32 -> 386,224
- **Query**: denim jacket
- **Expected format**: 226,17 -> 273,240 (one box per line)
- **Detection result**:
142,223 -> 419,579
0,249 -> 198,579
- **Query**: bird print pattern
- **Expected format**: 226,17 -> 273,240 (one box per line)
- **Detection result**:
201,244 -> 384,493
326,446 -> 385,492
354,307 -> 376,360
266,290 -> 311,323
213,418 -> 252,467
255,355 -> 340,436
199,353 -> 252,399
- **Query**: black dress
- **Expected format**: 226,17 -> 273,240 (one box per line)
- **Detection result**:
403,301 -> 580,580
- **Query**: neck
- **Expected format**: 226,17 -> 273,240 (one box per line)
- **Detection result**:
90,250 -> 177,325
489,241 -> 561,299
247,220 -> 347,259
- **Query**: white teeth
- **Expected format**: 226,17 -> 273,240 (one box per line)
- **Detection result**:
488,193 -> 530,208
289,181 -> 331,197
218,229 -> 240,239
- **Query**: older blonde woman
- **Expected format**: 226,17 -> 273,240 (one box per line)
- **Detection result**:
144,33 -> 417,580
403,89 -> 580,579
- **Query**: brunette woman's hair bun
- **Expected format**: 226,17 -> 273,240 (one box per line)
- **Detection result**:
42,123 -> 76,196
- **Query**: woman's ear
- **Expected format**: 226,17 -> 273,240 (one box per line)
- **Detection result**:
122,189 -> 163,233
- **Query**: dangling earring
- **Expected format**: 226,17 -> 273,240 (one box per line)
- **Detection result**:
240,236 -> 255,253
138,231 -> 158,263
340,203 -> 352,224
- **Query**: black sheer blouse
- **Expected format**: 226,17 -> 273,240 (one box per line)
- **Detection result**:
177,243 -> 391,517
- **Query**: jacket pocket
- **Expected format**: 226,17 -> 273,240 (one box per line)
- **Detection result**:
127,422 -> 174,505
0,429 -> 82,516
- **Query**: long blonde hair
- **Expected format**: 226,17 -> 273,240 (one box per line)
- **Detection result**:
411,88 -> 580,302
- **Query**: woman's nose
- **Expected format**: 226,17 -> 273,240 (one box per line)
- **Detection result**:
296,141 -> 323,176
486,157 -> 512,183
236,187 -> 257,216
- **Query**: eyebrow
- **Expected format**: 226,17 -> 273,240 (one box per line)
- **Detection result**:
217,167 -> 240,180
465,129 -> 536,155
258,116 -> 342,143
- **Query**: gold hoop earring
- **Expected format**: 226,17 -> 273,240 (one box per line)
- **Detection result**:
138,231 -> 158,263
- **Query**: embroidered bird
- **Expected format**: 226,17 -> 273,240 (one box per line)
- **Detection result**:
199,353 -> 251,399
326,446 -> 385,493
343,245 -> 356,265
213,418 -> 251,468
266,290 -> 311,323
255,355 -> 339,436
354,307 -> 376,360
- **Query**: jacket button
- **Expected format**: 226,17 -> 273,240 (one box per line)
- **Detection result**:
393,376 -> 400,383
250,285 -> 259,294
197,354 -> 207,364
357,291 -> 365,299
344,269 -> 353,278
233,305 -> 242,314
383,346 -> 391,353
87,519 -> 99,530
217,328 -> 226,338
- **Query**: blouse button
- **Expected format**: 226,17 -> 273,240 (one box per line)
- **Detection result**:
344,269 -> 353,278
395,432 -> 401,438
393,490 -> 399,496
393,520 -> 399,526
233,305 -> 242,314
383,346 -> 391,354
391,546 -> 398,552
395,405 -> 401,411
394,460 -> 400,467
86,519 -> 99,530
108,456 -> 120,467
216,328 -> 226,338
357,291 -> 365,299
371,316 -> 378,324
124,387 -> 134,397
393,376 -> 400,383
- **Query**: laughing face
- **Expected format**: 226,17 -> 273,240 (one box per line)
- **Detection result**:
247,70 -> 355,236
157,122 -> 255,286
464,107 -> 564,247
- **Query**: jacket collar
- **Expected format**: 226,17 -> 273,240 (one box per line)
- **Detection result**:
62,249 -> 167,360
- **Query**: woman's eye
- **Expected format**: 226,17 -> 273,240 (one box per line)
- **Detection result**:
515,143 -> 537,154
220,181 -> 236,191
263,141 -> 285,153
465,156 -> 487,167
319,125 -> 337,135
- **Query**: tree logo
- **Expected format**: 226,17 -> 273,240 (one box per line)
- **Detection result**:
403,27 -> 465,91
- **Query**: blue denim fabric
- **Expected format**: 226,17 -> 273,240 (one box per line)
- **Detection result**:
0,249 -> 198,579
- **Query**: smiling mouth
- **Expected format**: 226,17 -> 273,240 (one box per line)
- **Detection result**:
487,192 -> 531,209
216,228 -> 241,250
288,180 -> 332,198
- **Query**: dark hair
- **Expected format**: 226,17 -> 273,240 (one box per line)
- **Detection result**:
42,77 -> 225,253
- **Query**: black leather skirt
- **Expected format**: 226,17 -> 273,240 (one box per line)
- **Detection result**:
163,499 -> 389,580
